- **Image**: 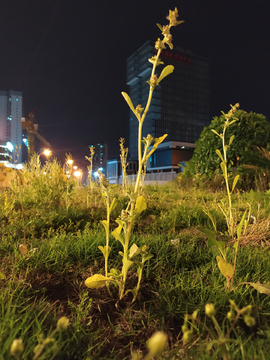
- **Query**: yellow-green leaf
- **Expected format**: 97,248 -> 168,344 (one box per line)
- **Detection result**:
0,272 -> 6,280
100,220 -> 109,233
228,135 -> 235,147
211,129 -> 222,138
85,274 -> 111,289
215,149 -> 224,162
146,134 -> 168,161
19,244 -> 27,256
121,92 -> 135,113
231,175 -> 239,193
156,65 -> 174,84
216,256 -> 234,279
135,196 -> 147,215
109,197 -> 117,213
129,243 -> 141,258
126,260 -> 134,272
245,282 -> 270,296
220,162 -> 226,175
98,245 -> 111,258
156,23 -> 163,31
111,224 -> 124,245
236,210 -> 247,240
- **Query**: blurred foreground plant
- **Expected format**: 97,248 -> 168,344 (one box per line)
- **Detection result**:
131,331 -> 168,360
85,8 -> 183,302
10,316 -> 69,360
182,301 -> 255,360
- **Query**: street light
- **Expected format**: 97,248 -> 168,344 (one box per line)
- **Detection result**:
43,149 -> 51,157
64,158 -> 73,175
74,169 -> 82,184
74,170 -> 82,178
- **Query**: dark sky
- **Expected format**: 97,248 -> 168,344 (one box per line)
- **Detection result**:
1,0 -> 270,168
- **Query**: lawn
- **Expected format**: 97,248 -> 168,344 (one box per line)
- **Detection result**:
1,172 -> 270,360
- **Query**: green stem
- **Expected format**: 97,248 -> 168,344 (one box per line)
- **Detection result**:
105,194 -> 110,278
211,316 -> 222,338
222,126 -> 233,237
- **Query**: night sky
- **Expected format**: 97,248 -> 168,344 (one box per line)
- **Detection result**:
1,0 -> 270,169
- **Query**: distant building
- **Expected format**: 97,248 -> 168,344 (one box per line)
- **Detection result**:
107,158 -> 138,184
147,141 -> 196,173
0,90 -> 23,164
89,142 -> 108,175
126,41 -> 210,160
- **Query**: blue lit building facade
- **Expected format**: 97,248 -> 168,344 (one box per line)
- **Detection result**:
0,90 -> 23,164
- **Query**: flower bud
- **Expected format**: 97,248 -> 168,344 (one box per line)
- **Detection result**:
227,311 -> 235,322
142,245 -> 149,253
147,331 -> 168,356
205,303 -> 216,317
244,315 -> 256,327
182,330 -> 193,344
135,105 -> 144,115
10,339 -> 24,356
192,309 -> 199,320
57,316 -> 69,331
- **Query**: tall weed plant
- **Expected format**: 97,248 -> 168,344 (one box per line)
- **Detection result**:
85,8 -> 184,302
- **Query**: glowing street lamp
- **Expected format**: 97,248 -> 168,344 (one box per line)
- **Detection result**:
64,158 -> 73,175
74,170 -> 82,178
74,169 -> 82,184
43,149 -> 51,157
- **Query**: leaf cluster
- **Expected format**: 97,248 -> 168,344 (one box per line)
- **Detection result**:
188,109 -> 270,178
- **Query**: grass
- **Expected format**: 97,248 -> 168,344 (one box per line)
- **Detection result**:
1,180 -> 270,359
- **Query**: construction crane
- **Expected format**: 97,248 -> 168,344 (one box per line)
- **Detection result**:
21,111 -> 51,161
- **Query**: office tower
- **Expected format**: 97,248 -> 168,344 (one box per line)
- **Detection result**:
0,90 -> 23,164
126,41 -> 210,160
89,142 -> 108,174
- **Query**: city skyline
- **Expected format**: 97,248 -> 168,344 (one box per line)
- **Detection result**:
0,1 -> 269,167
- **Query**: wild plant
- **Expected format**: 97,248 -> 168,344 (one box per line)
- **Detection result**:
210,103 -> 241,237
10,316 -> 69,360
97,171 -> 118,278
119,137 -> 128,192
85,146 -> 95,190
85,8 -> 183,302
182,301 -> 255,360
63,154 -> 76,210
199,104 -> 252,290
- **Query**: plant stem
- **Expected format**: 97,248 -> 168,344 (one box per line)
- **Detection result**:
222,125 -> 233,237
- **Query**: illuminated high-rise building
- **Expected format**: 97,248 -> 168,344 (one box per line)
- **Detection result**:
0,90 -> 23,164
126,41 -> 210,160
89,142 -> 108,175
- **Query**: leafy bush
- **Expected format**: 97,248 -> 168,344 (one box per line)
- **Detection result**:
184,108 -> 270,187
